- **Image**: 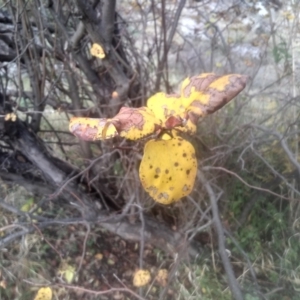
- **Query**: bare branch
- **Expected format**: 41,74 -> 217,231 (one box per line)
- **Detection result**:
198,170 -> 243,300
101,0 -> 116,46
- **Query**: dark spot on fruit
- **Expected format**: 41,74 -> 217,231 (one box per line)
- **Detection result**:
169,177 -> 172,181
174,162 -> 179,167
183,153 -> 187,157
165,169 -> 169,174
149,165 -> 153,169
154,175 -> 159,179
186,169 -> 190,175
178,142 -> 182,146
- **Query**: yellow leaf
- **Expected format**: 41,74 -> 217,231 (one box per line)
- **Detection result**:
69,117 -> 118,141
111,107 -> 161,141
147,93 -> 193,133
139,137 -> 197,204
64,268 -> 75,284
69,107 -> 161,141
155,269 -> 168,287
33,287 -> 52,300
160,132 -> 173,140
90,43 -> 105,59
20,197 -> 34,212
4,113 -> 17,122
58,262 -> 75,284
282,10 -> 294,20
94,253 -> 103,260
133,269 -> 151,287
147,92 -> 185,123
179,74 -> 221,127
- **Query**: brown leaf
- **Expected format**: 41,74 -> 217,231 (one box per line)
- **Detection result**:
187,74 -> 248,122
155,269 -> 168,287
181,73 -> 220,98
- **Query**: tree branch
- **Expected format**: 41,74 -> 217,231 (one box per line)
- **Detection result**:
198,170 -> 243,300
101,0 -> 116,46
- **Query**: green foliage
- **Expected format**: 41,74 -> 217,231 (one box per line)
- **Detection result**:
225,151 -> 299,298
229,182 -> 288,255
272,38 -> 291,64
176,263 -> 233,300
245,294 -> 261,300
113,159 -> 124,176
283,234 -> 300,290
197,273 -> 232,300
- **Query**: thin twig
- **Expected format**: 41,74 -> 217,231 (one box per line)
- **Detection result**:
24,279 -> 147,300
203,166 -> 295,201
76,222 -> 90,275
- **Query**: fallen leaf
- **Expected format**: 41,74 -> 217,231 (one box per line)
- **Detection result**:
94,253 -> 103,260
20,197 -> 34,212
33,287 -> 52,300
58,262 -> 76,284
133,269 -> 151,287
155,269 -> 168,287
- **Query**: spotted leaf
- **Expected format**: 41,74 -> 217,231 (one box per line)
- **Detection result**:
181,73 -> 219,100
147,92 -> 185,122
139,137 -> 197,204
189,74 -> 247,114
184,74 -> 247,124
110,107 -> 161,140
147,92 -> 193,133
69,117 -> 118,141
